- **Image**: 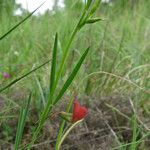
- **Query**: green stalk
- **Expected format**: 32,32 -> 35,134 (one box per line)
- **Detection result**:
50,10 -> 87,98
27,2 -> 100,149
55,95 -> 75,149
26,11 -> 87,150
27,46 -> 89,149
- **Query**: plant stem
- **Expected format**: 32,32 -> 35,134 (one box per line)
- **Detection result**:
57,119 -> 83,150
27,9 -> 87,150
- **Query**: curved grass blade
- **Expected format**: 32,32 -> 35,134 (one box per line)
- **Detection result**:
0,60 -> 51,93
0,1 -> 46,41
54,47 -> 90,105
14,92 -> 32,150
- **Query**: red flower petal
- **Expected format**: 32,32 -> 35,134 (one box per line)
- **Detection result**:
72,99 -> 88,122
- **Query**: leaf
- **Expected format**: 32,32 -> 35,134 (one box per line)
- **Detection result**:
0,60 -> 50,93
54,47 -> 90,105
0,1 -> 46,41
86,18 -> 102,24
50,33 -> 58,92
59,111 -> 72,122
14,93 -> 32,150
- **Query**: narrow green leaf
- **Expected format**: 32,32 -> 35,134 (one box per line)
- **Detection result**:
0,60 -> 50,93
86,18 -> 102,24
50,33 -> 58,92
15,93 -> 32,150
54,47 -> 90,105
0,1 -> 46,41
130,115 -> 139,150
59,112 -> 72,122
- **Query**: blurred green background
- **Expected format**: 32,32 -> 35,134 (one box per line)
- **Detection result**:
0,0 -> 150,149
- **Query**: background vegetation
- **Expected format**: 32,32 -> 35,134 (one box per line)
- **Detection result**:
0,0 -> 150,149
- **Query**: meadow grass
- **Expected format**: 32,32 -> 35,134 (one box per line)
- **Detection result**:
0,0 -> 150,149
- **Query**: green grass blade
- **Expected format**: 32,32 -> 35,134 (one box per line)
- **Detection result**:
50,33 -> 58,93
0,60 -> 50,93
14,92 -> 32,150
0,1 -> 46,41
129,115 -> 139,150
54,47 -> 90,104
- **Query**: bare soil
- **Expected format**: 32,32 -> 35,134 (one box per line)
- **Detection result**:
0,94 -> 149,150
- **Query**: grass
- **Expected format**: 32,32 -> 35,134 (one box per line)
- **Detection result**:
14,93 -> 31,150
0,0 -> 150,149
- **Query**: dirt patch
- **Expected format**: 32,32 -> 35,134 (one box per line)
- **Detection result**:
0,94 -> 149,150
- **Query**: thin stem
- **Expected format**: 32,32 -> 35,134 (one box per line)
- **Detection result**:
57,119 -> 83,150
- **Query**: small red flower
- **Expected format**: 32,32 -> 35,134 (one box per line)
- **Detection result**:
72,98 -> 88,122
